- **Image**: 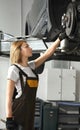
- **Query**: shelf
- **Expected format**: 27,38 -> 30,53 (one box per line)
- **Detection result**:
58,101 -> 80,129
59,114 -> 80,117
59,124 -> 80,128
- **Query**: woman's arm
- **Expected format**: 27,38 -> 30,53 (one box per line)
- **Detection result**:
34,38 -> 60,68
6,79 -> 15,118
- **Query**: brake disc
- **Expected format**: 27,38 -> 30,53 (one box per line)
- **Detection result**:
65,3 -> 77,38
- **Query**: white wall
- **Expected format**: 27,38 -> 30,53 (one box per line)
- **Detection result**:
0,0 -> 21,36
0,0 -> 34,36
0,57 -> 10,129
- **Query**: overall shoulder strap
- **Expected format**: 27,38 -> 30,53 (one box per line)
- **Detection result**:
30,68 -> 39,79
13,64 -> 38,78
13,64 -> 28,77
12,64 -> 27,92
12,64 -> 38,79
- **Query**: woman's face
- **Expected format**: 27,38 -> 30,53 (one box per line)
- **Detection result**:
20,42 -> 32,57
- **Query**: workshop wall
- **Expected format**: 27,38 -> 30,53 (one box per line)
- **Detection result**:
0,0 -> 21,36
0,57 -> 10,129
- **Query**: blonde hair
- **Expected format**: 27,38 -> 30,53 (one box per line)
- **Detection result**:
10,40 -> 26,64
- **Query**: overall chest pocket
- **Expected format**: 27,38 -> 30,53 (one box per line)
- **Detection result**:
27,79 -> 38,88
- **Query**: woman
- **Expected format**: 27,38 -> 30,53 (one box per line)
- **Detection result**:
6,33 -> 66,130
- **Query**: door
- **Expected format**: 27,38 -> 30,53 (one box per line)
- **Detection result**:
62,69 -> 76,101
